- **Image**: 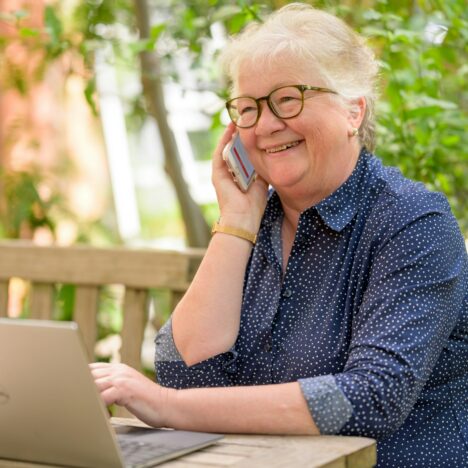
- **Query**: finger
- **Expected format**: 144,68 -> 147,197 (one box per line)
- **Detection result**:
89,362 -> 129,375
93,376 -> 114,393
89,365 -> 113,380
89,362 -> 113,371
100,386 -> 121,406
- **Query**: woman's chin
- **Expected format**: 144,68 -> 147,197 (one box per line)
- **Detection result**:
267,170 -> 305,191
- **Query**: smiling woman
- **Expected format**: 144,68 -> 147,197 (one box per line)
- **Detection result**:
90,4 -> 468,468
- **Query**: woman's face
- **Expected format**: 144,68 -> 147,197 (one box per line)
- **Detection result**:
235,59 -> 363,207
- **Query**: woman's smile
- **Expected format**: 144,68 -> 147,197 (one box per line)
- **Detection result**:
263,139 -> 304,155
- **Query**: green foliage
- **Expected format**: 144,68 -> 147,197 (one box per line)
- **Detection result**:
1,2 -> 466,235
356,0 -> 468,231
96,287 -> 124,340
0,3 -> 119,242
73,0 -> 133,39
44,5 -> 66,57
0,169 -> 57,238
54,284 -> 75,321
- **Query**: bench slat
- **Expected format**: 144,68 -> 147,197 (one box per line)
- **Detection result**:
74,286 -> 100,360
30,283 -> 54,320
0,242 -> 204,289
0,280 -> 8,317
120,288 -> 149,371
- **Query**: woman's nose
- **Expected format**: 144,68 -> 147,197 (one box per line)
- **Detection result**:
254,102 -> 285,136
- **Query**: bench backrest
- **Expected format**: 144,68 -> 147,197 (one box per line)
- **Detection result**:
0,241 -> 204,371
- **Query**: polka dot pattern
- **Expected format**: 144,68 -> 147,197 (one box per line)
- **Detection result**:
155,149 -> 468,467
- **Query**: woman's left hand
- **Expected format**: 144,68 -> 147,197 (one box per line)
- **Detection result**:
89,362 -> 173,428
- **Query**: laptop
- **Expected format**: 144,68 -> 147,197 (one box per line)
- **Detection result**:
0,318 -> 223,467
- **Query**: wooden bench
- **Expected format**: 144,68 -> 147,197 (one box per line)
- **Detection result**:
0,240 -> 204,371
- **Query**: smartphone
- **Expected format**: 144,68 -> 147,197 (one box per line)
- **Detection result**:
222,133 -> 256,192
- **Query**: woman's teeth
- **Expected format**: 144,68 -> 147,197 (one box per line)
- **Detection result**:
265,140 -> 301,154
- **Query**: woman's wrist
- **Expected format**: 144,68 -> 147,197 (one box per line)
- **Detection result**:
217,214 -> 261,235
212,220 -> 257,245
154,384 -> 177,428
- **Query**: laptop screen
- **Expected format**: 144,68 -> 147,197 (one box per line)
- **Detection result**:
0,319 -> 222,468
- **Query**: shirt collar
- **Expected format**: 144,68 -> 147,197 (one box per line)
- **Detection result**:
260,148 -> 371,235
314,148 -> 370,232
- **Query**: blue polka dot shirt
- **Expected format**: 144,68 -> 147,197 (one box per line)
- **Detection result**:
155,149 -> 468,468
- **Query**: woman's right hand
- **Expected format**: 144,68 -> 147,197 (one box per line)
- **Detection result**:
212,123 -> 268,233
89,362 -> 173,428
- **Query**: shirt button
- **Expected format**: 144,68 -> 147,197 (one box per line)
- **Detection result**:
263,337 -> 272,352
282,288 -> 292,298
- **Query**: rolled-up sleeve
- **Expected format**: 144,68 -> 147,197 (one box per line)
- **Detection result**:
298,375 -> 353,433
154,317 -> 237,389
299,209 -> 466,438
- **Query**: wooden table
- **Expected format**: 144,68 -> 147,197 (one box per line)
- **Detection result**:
159,434 -> 376,468
0,418 -> 376,468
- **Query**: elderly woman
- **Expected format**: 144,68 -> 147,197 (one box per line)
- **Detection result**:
91,4 -> 468,467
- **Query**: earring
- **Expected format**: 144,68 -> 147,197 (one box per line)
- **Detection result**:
351,127 -> 359,137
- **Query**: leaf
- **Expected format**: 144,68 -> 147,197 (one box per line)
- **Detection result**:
362,10 -> 382,21
19,27 -> 40,38
440,135 -> 461,147
128,39 -> 152,54
44,5 -> 62,44
84,78 -> 98,116
211,5 -> 243,22
362,26 -> 389,38
406,105 -> 444,119
393,28 -> 420,44
414,126 -> 430,145
413,96 -> 458,110
435,173 -> 451,193
150,23 -> 166,41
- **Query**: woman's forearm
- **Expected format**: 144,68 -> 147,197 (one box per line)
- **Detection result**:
164,382 -> 319,435
171,232 -> 253,366
91,363 -> 319,435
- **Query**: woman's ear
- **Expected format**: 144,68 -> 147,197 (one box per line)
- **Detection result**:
347,96 -> 366,132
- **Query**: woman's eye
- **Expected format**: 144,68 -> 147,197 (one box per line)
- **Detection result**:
239,106 -> 256,115
278,95 -> 298,103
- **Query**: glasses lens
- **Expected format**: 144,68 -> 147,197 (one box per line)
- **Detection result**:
270,86 -> 303,118
227,97 -> 258,128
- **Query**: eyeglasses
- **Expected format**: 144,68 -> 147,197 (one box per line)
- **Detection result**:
226,84 -> 338,129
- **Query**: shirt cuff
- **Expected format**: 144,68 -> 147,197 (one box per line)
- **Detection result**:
298,375 -> 353,434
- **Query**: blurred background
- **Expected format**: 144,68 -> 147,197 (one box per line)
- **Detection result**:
1,0 -> 466,249
1,0 -> 466,367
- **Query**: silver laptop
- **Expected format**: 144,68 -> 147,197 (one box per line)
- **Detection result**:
0,318 -> 222,467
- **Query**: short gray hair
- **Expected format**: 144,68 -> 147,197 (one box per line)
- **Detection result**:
219,3 -> 379,151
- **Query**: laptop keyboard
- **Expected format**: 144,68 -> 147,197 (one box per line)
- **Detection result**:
113,425 -> 222,467
118,437 -> 171,466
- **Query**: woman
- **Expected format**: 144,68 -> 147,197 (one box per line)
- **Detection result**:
90,4 -> 468,467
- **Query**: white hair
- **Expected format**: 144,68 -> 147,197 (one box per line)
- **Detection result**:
219,3 -> 379,151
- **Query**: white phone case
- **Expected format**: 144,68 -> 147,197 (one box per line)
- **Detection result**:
222,134 -> 256,192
